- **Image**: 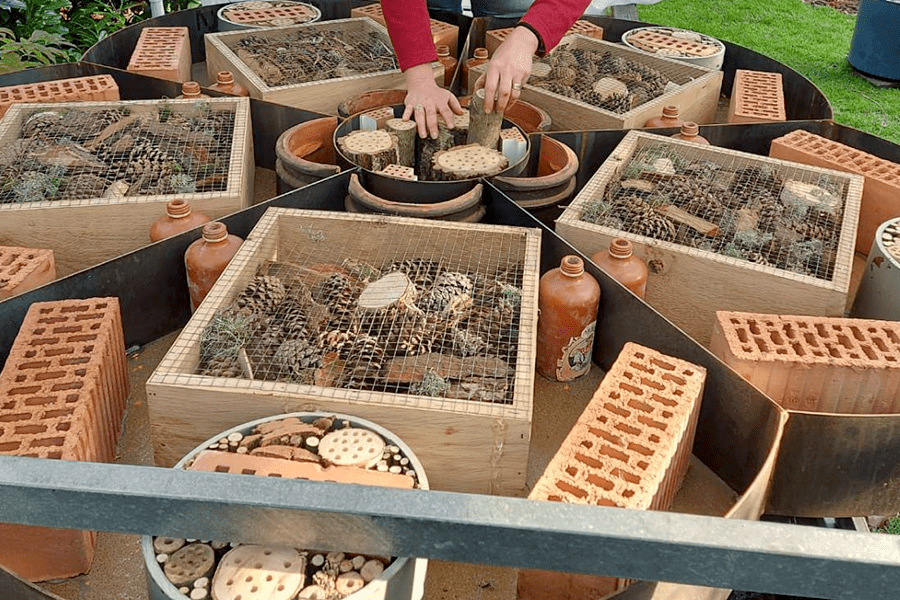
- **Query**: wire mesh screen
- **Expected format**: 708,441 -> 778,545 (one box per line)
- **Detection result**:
579,138 -> 853,282
0,101 -> 236,204
531,43 -> 671,114
195,216 -> 532,405
227,19 -> 398,87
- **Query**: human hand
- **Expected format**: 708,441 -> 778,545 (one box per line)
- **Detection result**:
474,25 -> 539,114
402,63 -> 464,139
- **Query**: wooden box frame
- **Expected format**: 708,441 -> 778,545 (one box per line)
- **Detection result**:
0,98 -> 253,276
147,208 -> 541,496
556,131 -> 863,346
204,18 -> 443,115
469,34 -> 723,131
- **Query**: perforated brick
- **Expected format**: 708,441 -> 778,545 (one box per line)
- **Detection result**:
518,343 -> 705,599
626,29 -> 718,57
222,4 -> 318,24
0,297 -> 128,581
380,164 -> 416,180
189,450 -> 416,488
710,311 -> 900,414
727,69 -> 786,124
360,106 -> 396,131
0,246 -> 56,300
127,27 -> 192,83
770,128 -> 900,254
487,20 -> 603,55
0,75 -> 119,118
351,3 -> 458,55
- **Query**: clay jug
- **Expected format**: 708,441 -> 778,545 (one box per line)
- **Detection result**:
462,48 -> 489,93
149,199 -> 212,242
185,222 -> 243,311
209,71 -> 250,97
176,81 -> 210,99
644,105 -> 684,129
671,122 -> 710,145
591,238 -> 649,299
536,255 -> 601,381
436,45 -> 458,88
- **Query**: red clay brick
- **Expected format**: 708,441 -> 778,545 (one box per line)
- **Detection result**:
380,164 -> 416,180
0,246 -> 56,300
127,27 -> 192,83
222,4 -> 318,24
727,70 -> 786,124
626,29 -> 718,57
0,297 -> 128,581
188,450 -> 416,488
770,128 -> 900,255
710,311 -> 900,414
487,20 -> 603,55
350,4 -> 458,55
360,106 -> 395,131
0,75 -> 119,118
518,342 -> 705,599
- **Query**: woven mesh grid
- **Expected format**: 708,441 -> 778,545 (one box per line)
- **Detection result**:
193,215 -> 531,405
580,139 -> 852,282
0,101 -> 236,205
228,20 -> 398,87
529,42 -> 673,115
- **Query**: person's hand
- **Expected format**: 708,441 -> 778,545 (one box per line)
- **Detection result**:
402,63 -> 464,139
474,25 -> 539,114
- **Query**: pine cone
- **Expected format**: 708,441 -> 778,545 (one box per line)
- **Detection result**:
318,328 -> 355,358
447,326 -> 486,357
314,273 -> 357,327
466,302 -> 515,349
549,66 -> 577,87
313,273 -> 353,305
271,298 -> 310,338
613,196 -> 676,241
757,201 -> 784,233
340,334 -> 385,388
383,258 -> 442,290
274,338 -> 322,378
199,355 -> 242,378
236,275 -> 287,315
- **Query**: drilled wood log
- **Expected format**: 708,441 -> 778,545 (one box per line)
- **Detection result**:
466,89 -> 504,150
385,118 -> 416,167
417,125 -> 454,180
450,109 -> 470,146
432,144 -> 509,181
337,130 -> 399,171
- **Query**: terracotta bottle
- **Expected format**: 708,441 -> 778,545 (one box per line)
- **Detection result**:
184,222 -> 243,311
435,45 -> 458,88
591,238 -> 649,299
671,122 -> 710,145
177,81 -> 210,99
149,199 -> 212,242
536,255 -> 601,381
644,105 -> 684,129
209,71 -> 250,97
462,47 -> 489,93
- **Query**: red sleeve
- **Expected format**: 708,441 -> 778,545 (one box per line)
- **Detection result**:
380,0 -> 438,71
519,0 -> 594,55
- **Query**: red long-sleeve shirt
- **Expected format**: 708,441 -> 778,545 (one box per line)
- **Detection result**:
380,0 -> 593,72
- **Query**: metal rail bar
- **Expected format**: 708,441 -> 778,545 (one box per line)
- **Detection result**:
0,457 -> 895,600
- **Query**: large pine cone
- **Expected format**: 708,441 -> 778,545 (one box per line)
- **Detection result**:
235,275 -> 287,316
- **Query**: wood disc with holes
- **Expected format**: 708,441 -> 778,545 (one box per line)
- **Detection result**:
154,536 -> 186,555
337,130 -> 399,171
318,428 -> 385,467
432,144 -> 509,181
211,545 -> 306,600
592,77 -> 629,100
357,271 -> 417,311
164,543 -> 215,587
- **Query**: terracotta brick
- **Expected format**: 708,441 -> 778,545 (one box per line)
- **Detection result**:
222,5 -> 318,24
380,164 -> 416,180
351,4 -> 458,55
127,27 -> 192,83
488,20 -> 602,55
0,297 -> 127,581
626,29 -> 718,57
0,75 -> 119,118
770,128 -> 900,255
359,106 -> 395,131
0,246 -> 56,300
518,343 -> 705,599
727,70 -> 786,124
710,311 -> 900,414
188,450 -> 416,488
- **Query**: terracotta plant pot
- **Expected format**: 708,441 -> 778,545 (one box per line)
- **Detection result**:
275,116 -> 341,193
346,173 -> 485,222
337,89 -> 409,119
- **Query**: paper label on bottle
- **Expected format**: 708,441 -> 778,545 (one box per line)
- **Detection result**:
556,320 -> 596,381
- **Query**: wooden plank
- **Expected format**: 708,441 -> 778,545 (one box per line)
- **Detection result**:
146,208 -> 540,496
204,18 -> 443,115
556,131 -> 862,346
0,98 -> 252,276
469,35 -> 722,131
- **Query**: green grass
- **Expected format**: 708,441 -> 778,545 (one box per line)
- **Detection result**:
876,516 -> 900,535
638,0 -> 900,144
